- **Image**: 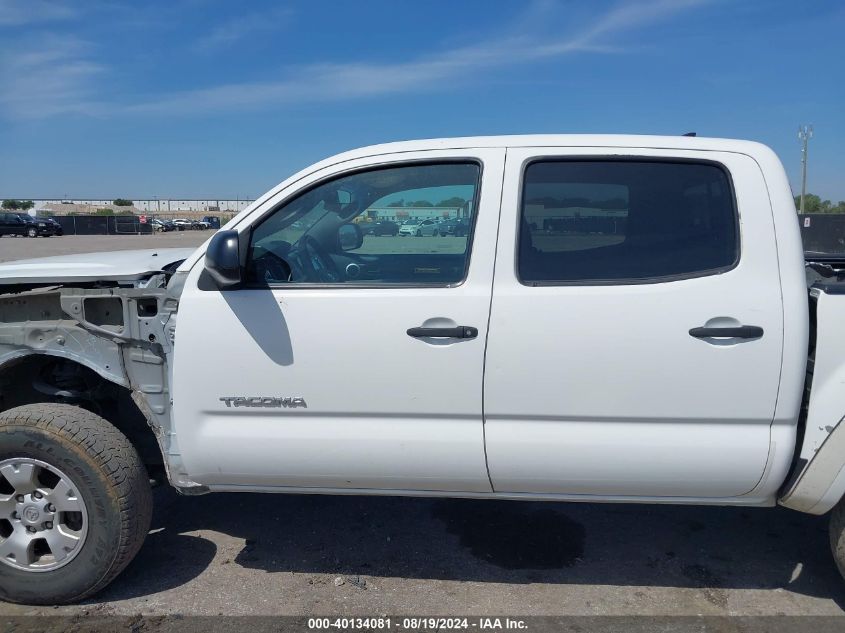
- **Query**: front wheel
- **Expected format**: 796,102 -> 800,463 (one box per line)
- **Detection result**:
27,227 -> 37,238
824,495 -> 845,591
830,497 -> 845,582
0,403 -> 152,605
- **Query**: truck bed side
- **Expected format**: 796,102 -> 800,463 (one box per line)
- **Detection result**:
780,280 -> 845,514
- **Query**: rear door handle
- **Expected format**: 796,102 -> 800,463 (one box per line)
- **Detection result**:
689,325 -> 764,339
407,326 -> 478,339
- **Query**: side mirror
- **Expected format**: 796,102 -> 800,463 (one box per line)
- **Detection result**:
338,223 -> 363,251
205,230 -> 242,287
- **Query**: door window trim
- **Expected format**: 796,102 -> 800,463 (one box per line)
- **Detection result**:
514,156 -> 741,287
242,158 -> 485,290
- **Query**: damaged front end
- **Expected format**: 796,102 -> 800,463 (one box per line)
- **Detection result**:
0,250 -> 207,494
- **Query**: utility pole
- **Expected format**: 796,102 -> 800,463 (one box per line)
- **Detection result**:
798,124 -> 813,214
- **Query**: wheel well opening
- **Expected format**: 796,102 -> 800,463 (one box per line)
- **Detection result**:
0,356 -> 163,471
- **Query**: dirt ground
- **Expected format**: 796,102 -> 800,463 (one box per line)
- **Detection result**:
0,232 -> 211,263
0,234 -> 844,619
1,489 -> 844,617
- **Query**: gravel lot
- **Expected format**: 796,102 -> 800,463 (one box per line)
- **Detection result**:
1,490 -> 844,617
0,232 -> 210,263
0,234 -> 844,619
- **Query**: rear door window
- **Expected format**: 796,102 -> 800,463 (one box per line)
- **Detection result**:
518,160 -> 738,284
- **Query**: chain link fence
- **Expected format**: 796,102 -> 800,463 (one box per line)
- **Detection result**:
48,215 -> 153,235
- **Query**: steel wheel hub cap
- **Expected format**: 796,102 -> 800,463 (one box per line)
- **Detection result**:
0,458 -> 88,572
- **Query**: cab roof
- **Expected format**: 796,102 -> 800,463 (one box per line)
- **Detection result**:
322,134 -> 772,164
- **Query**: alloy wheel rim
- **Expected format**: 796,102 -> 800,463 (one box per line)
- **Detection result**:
0,458 -> 89,572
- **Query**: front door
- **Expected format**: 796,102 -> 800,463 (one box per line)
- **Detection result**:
484,148 -> 784,498
173,149 -> 505,492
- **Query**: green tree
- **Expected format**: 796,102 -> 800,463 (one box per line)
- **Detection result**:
794,194 -> 845,214
95,208 -> 116,215
794,193 -> 822,212
2,199 -> 33,211
435,196 -> 467,208
408,200 -> 434,207
112,198 -> 133,207
387,199 -> 405,208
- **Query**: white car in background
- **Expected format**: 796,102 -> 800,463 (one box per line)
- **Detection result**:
398,218 -> 439,236
171,218 -> 192,230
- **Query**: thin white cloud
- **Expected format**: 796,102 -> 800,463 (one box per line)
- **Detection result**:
0,0 -> 78,26
195,7 -> 293,51
129,0 -> 712,116
537,0 -> 710,54
0,0 -> 713,120
0,36 -> 105,118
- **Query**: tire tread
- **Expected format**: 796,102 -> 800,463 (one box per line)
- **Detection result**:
0,403 -> 152,604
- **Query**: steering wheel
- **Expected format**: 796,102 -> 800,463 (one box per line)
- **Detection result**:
299,235 -> 342,283
251,247 -> 295,284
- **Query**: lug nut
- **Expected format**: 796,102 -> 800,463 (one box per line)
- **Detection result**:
46,504 -> 55,513
26,526 -> 36,534
45,521 -> 53,529
15,495 -> 24,503
32,491 -> 42,500
11,511 -> 19,520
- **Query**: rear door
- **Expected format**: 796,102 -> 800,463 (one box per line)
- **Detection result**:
484,147 -> 783,498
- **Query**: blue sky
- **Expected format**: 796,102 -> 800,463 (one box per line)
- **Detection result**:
0,0 -> 843,201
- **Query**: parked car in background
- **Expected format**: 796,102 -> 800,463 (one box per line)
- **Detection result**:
438,217 -> 470,237
170,218 -> 209,230
46,218 -> 63,236
399,218 -> 439,236
202,216 -> 221,230
20,215 -> 62,237
151,218 -> 175,232
0,213 -> 61,237
362,220 -> 399,236
0,213 -> 30,237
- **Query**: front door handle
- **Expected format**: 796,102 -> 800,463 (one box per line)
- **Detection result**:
689,325 -> 764,339
407,326 -> 478,339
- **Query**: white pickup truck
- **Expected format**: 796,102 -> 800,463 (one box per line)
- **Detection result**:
1,135 -> 844,605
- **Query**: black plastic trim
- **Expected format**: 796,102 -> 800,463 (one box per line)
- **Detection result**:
812,282 -> 845,295
407,326 -> 478,339
689,325 -> 764,339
